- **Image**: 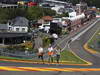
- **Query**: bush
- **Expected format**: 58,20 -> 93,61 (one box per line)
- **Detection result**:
21,41 -> 33,50
43,37 -> 51,47
6,41 -> 33,51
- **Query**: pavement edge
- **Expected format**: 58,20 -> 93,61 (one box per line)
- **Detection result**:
70,50 -> 93,66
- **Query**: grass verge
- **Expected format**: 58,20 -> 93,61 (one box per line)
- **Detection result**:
59,50 -> 87,64
0,50 -> 87,64
88,28 -> 100,52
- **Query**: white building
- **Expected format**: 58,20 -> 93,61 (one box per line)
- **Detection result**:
65,8 -> 77,18
51,6 -> 65,14
8,17 -> 29,32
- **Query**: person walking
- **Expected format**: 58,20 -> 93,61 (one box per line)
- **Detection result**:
48,46 -> 54,63
37,46 -> 44,63
55,47 -> 61,63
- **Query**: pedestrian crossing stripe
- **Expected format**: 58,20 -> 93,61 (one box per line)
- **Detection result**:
0,66 -> 100,72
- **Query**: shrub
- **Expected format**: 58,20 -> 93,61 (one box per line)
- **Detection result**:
43,37 -> 51,47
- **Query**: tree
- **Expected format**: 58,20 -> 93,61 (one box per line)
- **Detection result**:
26,6 -> 56,20
0,7 -> 27,23
85,0 -> 100,8
7,7 -> 27,19
0,8 -> 9,23
26,6 -> 43,20
56,12 -> 69,18
0,6 -> 56,23
43,8 -> 56,16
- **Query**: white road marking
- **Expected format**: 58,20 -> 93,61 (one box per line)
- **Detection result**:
71,19 -> 100,42
55,19 -> 99,51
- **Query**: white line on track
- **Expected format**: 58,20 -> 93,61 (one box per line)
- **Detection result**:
87,27 -> 100,43
71,19 -> 100,42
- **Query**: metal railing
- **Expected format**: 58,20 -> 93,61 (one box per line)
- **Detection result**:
0,48 -> 37,59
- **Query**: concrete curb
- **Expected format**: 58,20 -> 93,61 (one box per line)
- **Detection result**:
70,50 -> 93,66
84,43 -> 99,54
83,25 -> 100,54
0,58 -> 91,66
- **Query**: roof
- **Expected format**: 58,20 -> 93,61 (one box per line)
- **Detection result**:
0,24 -> 8,30
42,16 -> 53,21
11,17 -> 29,27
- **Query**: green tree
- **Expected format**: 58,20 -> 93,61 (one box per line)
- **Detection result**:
0,8 -> 9,23
26,6 -> 43,20
43,8 -> 56,16
26,6 -> 56,20
7,7 -> 27,19
56,12 -> 69,18
0,7 -> 27,23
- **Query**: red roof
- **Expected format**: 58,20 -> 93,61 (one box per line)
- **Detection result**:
42,16 -> 53,21
28,2 -> 37,6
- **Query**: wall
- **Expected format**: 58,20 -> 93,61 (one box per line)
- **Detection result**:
11,26 -> 28,32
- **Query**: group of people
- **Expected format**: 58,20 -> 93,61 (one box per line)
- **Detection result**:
37,45 -> 61,64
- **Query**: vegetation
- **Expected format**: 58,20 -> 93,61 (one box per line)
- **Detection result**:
0,6 -> 56,23
88,29 -> 100,52
42,37 -> 51,47
26,6 -> 56,20
60,50 -> 87,64
6,41 -> 33,52
0,8 -> 27,23
56,12 -> 69,18
21,41 -> 33,50
62,29 -> 69,35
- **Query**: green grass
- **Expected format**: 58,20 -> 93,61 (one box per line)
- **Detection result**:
59,50 -> 87,64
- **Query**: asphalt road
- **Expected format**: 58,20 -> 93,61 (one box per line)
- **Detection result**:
70,20 -> 100,66
0,71 -> 100,75
1,60 -> 100,68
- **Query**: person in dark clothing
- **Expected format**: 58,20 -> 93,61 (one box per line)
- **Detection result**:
55,47 -> 61,63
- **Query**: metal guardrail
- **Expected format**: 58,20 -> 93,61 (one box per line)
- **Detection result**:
0,49 -> 37,59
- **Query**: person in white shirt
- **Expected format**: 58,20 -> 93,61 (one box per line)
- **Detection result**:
48,46 -> 54,63
48,46 -> 53,52
38,46 -> 44,63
